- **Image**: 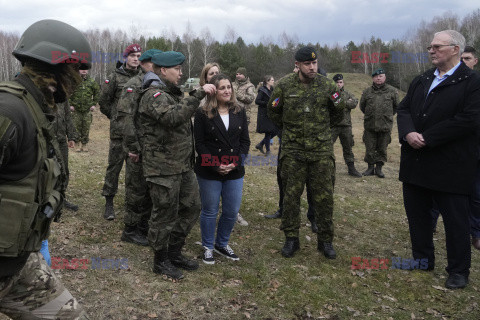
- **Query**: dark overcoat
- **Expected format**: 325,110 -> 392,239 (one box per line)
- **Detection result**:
255,86 -> 278,134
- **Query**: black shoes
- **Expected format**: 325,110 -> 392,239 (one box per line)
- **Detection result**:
318,241 -> 336,259
445,273 -> 468,289
103,196 -> 115,220
347,162 -> 362,177
265,210 -> 282,219
169,252 -> 199,270
153,251 -> 184,280
281,237 -> 300,258
64,200 -> 79,211
362,164 -> 375,176
121,225 -> 149,246
375,164 -> 385,178
255,143 -> 265,154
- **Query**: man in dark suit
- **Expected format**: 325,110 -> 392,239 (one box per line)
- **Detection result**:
397,30 -> 480,289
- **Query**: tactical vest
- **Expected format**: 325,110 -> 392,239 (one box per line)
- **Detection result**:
0,81 -> 65,257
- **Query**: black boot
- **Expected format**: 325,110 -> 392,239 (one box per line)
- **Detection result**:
121,225 -> 149,246
318,241 -> 336,259
362,164 -> 375,176
64,200 -> 79,211
168,244 -> 199,270
347,162 -> 362,177
103,196 -> 115,220
375,163 -> 385,178
153,250 -> 184,280
255,142 -> 265,154
281,237 -> 300,258
264,210 -> 282,219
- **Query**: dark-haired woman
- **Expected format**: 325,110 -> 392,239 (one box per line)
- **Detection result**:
255,75 -> 277,155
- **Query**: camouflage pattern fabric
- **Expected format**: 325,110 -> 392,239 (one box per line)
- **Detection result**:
233,77 -> 255,124
267,72 -> 345,240
137,79 -> 204,251
73,112 -> 92,145
99,63 -> 140,196
331,126 -> 356,164
360,83 -> 398,164
0,252 -> 89,319
147,171 -> 201,251
70,76 -> 99,144
335,88 -> 358,127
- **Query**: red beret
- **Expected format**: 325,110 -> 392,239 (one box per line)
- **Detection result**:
123,43 -> 142,59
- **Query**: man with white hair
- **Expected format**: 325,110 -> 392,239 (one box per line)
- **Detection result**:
397,30 -> 480,289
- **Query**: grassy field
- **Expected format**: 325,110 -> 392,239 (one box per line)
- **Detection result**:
5,73 -> 478,320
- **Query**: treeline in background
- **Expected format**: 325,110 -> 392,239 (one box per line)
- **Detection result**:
0,10 -> 479,91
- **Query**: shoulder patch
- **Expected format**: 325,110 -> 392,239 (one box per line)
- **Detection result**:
153,92 -> 162,98
127,88 -> 133,93
331,92 -> 339,100
272,97 -> 280,107
105,79 -> 110,84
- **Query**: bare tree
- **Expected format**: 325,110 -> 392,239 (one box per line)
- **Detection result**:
223,26 -> 237,43
182,21 -> 196,79
461,9 -> 480,45
199,27 -> 215,66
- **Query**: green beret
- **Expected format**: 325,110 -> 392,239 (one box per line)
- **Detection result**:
372,68 -> 385,77
295,46 -> 317,62
333,74 -> 343,82
139,49 -> 163,62
151,51 -> 186,67
236,67 -> 247,76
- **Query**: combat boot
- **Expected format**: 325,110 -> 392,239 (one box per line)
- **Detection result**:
264,209 -> 282,219
362,164 -> 375,176
347,162 -> 362,177
375,163 -> 385,178
281,237 -> 300,258
168,244 -> 199,270
255,142 -> 265,154
153,250 -> 184,280
318,241 -> 337,259
121,225 -> 149,246
103,196 -> 115,220
64,199 -> 79,211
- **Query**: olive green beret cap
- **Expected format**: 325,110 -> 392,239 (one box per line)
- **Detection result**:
151,51 -> 186,67
139,49 -> 163,62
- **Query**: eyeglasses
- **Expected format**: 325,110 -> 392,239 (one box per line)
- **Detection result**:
426,44 -> 456,51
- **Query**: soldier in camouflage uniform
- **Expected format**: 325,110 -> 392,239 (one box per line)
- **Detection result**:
138,51 -> 215,280
99,43 -> 142,220
0,19 -> 89,319
331,74 -> 362,177
70,67 -> 100,152
116,49 -> 162,246
267,47 -> 345,259
233,67 -> 255,125
54,101 -> 79,212
359,68 -> 399,178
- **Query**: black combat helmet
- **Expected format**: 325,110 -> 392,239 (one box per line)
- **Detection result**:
13,19 -> 92,69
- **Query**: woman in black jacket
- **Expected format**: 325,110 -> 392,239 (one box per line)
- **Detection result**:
255,75 -> 278,155
194,74 -> 250,265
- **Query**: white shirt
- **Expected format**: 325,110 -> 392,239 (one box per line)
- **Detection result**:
220,113 -> 229,130
428,61 -> 461,95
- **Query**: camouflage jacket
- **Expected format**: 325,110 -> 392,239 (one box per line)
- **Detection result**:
335,87 -> 358,127
99,61 -> 140,139
117,70 -> 145,154
53,101 -> 77,144
69,75 -> 100,113
267,72 -> 346,160
360,83 -> 399,132
233,77 -> 255,108
138,80 -> 206,177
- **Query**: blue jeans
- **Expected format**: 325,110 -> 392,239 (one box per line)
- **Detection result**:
470,161 -> 480,238
197,176 -> 244,249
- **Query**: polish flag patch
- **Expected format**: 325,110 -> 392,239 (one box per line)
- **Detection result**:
104,79 -> 110,84
127,88 -> 133,93
153,92 -> 162,98
331,92 -> 339,100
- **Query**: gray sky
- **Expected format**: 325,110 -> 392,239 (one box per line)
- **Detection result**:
0,0 -> 477,46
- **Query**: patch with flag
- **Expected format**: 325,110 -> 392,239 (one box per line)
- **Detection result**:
153,92 -> 162,98
331,92 -> 339,100
127,88 -> 133,93
104,79 -> 110,84
272,97 -> 280,108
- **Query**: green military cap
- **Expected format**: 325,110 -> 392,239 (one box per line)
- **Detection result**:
151,51 -> 186,67
372,68 -> 385,77
333,73 -> 343,82
295,46 -> 317,62
139,49 -> 163,62
236,67 -> 247,76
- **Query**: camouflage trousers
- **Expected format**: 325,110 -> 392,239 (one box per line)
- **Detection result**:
245,104 -> 251,125
280,154 -> 335,241
331,125 -> 356,164
102,138 -> 126,197
362,129 -> 391,165
73,111 -> 92,145
124,157 -> 152,228
147,170 -> 201,251
0,252 -> 89,319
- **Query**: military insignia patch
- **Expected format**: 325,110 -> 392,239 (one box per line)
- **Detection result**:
105,79 -> 110,84
127,88 -> 133,93
312,52 -> 316,59
272,98 -> 280,107
331,92 -> 339,100
153,92 -> 162,98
